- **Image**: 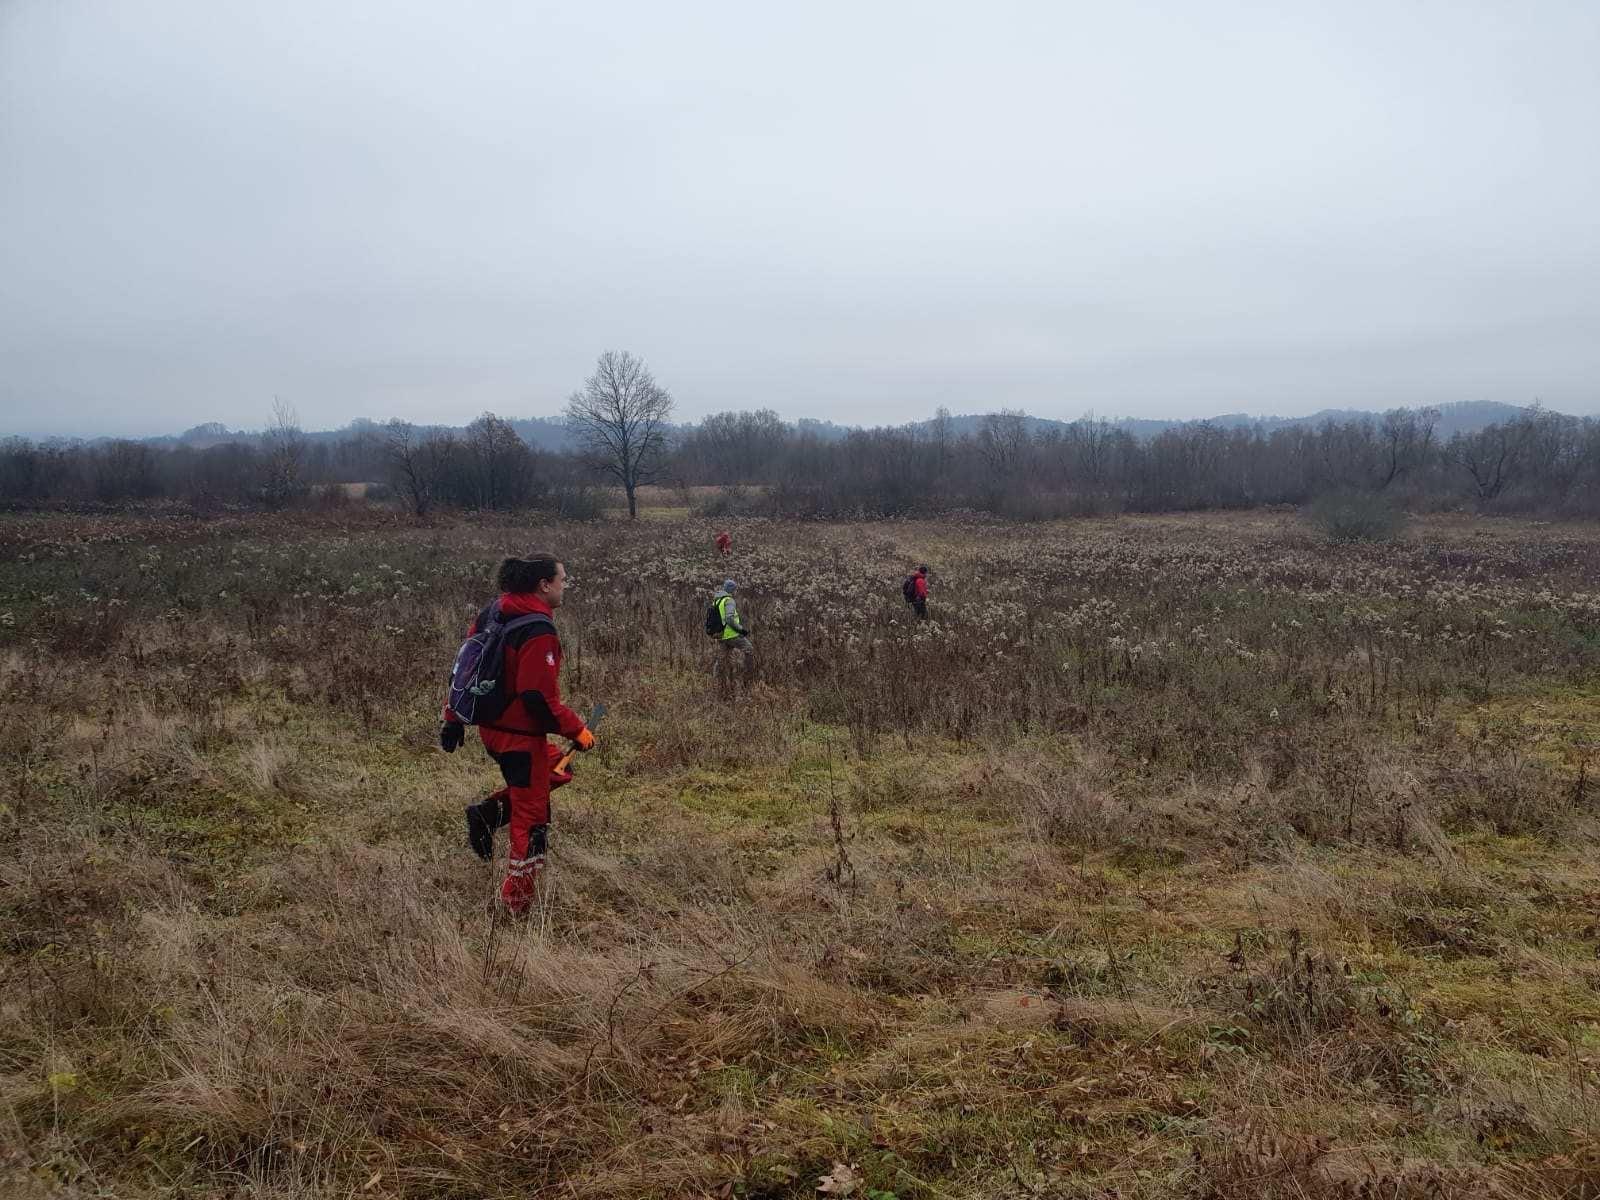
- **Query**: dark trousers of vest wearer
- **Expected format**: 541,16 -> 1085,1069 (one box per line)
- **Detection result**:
712,634 -> 754,696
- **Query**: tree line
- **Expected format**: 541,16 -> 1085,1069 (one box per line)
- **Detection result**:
0,409 -> 597,517
3,354 -> 1596,519
672,403 -> 1600,519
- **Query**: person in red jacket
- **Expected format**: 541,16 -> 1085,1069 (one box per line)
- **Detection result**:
714,530 -> 732,557
439,554 -> 594,915
906,564 -> 930,621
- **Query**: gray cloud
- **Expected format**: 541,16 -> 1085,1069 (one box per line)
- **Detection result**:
2,0 -> 1597,436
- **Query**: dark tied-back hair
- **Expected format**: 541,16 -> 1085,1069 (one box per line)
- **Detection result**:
497,554 -> 561,594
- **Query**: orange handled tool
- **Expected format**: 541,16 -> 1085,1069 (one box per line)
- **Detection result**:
553,702 -> 606,775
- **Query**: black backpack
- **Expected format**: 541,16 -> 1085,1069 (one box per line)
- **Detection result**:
902,575 -> 918,603
705,597 -> 725,637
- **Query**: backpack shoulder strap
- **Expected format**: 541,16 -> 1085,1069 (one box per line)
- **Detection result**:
501,612 -> 555,634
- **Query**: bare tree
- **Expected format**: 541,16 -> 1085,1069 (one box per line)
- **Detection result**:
565,350 -> 674,518
686,409 -> 788,484
93,440 -> 159,502
261,397 -> 307,509
928,406 -> 955,473
1524,409 -> 1585,505
382,420 -> 456,516
1063,413 -> 1118,488
978,410 -> 1030,478
465,413 -> 535,510
1376,407 -> 1438,490
1447,412 -> 1539,504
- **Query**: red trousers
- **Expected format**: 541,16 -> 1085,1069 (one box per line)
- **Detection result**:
481,738 -> 570,913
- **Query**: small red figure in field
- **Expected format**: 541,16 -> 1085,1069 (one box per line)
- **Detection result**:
714,530 -> 732,557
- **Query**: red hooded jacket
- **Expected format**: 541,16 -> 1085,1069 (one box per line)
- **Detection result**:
445,593 -> 586,750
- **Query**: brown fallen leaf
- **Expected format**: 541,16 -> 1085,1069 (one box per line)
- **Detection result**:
817,1161 -> 862,1195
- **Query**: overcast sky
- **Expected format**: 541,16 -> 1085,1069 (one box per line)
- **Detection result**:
2,1 -> 1598,437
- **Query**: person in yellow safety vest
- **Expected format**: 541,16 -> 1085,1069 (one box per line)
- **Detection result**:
710,578 -> 754,695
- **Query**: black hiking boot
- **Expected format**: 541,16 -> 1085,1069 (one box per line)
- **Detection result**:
465,803 -> 494,861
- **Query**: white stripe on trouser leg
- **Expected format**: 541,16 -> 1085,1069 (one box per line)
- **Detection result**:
507,855 -> 545,879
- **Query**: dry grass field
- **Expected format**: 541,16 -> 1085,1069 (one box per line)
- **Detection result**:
6,507 -> 1600,1198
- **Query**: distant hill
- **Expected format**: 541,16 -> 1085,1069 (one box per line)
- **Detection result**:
1186,401 -> 1533,440
925,400 -> 1538,442
133,415 -> 580,453
508,416 -> 578,452
128,399 -> 1548,451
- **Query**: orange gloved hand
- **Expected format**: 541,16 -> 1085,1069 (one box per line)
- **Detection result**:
574,727 -> 596,752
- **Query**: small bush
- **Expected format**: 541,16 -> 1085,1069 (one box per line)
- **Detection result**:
545,483 -> 605,519
1305,490 -> 1407,542
690,485 -> 755,519
309,483 -> 354,511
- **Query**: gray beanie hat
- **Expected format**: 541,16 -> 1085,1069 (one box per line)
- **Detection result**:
723,578 -> 737,593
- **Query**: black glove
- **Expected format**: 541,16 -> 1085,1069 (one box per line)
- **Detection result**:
439,720 -> 465,753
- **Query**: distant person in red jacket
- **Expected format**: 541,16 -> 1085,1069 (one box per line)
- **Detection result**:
902,564 -> 929,621
439,554 -> 594,915
715,530 -> 732,557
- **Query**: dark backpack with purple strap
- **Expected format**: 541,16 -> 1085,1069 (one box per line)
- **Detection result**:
447,602 -> 555,726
